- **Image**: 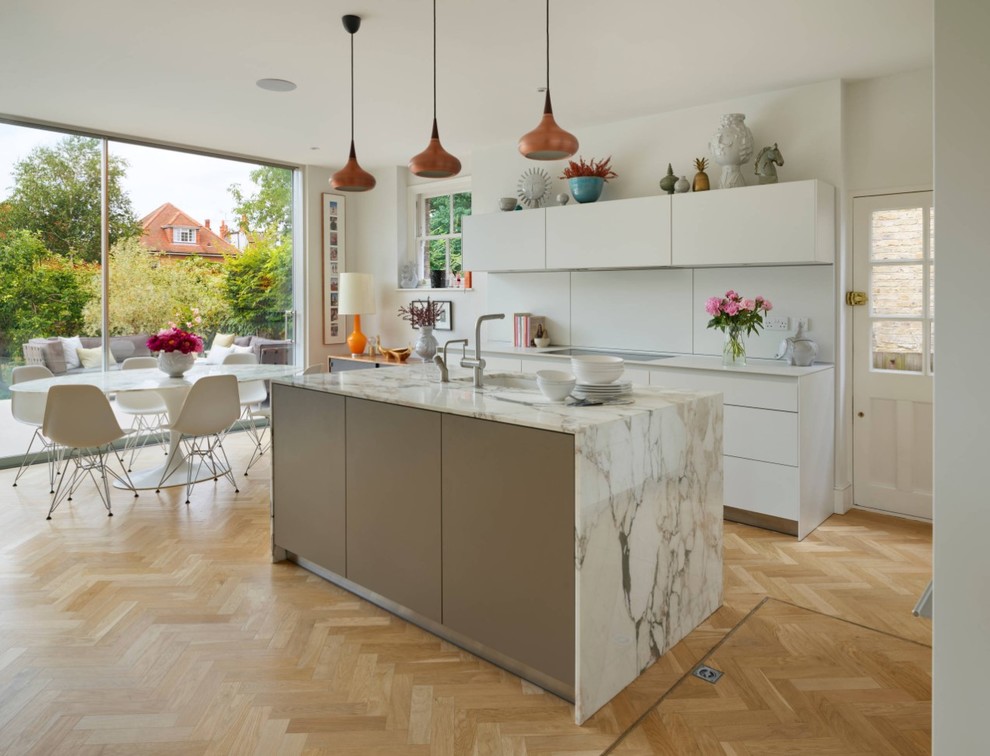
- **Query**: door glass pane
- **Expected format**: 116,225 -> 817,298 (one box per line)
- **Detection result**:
871,264 -> 923,316
109,143 -> 294,362
929,262 -> 935,318
930,321 -> 935,374
871,208 -> 923,261
872,320 -> 923,372
0,125 -> 101,460
929,207 -> 935,259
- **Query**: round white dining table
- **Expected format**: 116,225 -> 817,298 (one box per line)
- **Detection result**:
9,363 -> 298,490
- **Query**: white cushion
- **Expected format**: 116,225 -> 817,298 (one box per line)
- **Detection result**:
211,333 -> 235,349
204,345 -> 232,365
59,336 -> 84,369
77,346 -> 117,369
231,344 -> 254,355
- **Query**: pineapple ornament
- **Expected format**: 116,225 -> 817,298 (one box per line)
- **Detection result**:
692,157 -> 711,192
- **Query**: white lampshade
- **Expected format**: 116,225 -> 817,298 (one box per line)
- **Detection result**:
338,273 -> 376,315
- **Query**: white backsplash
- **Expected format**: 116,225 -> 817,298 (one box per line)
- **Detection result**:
487,265 -> 835,361
485,271 -> 571,346
571,269 -> 694,353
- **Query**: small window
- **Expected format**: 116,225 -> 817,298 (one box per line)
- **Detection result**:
408,178 -> 471,288
174,227 -> 196,244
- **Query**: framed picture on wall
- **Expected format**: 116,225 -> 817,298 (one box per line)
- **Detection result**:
409,299 -> 453,331
322,193 -> 346,344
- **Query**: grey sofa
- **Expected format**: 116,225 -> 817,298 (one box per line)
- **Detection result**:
22,335 -> 152,375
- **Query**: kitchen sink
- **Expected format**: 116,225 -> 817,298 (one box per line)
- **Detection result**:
544,347 -> 675,361
451,373 -> 537,390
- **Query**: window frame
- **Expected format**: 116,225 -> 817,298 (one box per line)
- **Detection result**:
174,226 -> 197,244
405,176 -> 471,290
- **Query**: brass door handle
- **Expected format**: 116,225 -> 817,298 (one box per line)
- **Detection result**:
846,291 -> 868,306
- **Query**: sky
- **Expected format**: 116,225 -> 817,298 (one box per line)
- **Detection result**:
0,122 -> 262,233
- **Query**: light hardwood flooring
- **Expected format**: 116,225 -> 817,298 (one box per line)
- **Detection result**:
0,434 -> 932,754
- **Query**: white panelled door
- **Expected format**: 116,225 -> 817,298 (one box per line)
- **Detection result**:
852,192 -> 933,519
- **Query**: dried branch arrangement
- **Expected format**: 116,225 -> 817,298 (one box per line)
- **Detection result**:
397,298 -> 444,328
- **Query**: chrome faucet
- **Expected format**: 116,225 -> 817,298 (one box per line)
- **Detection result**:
434,338 -> 468,383
461,313 -> 505,387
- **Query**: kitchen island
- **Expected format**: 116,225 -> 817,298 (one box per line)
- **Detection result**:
269,368 -> 722,723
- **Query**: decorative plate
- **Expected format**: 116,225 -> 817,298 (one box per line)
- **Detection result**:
517,168 -> 552,208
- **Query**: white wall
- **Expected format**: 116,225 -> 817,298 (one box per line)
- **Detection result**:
932,1 -> 989,751
472,79 -> 843,213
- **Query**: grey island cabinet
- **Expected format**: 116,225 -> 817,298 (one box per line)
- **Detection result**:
270,368 -> 723,724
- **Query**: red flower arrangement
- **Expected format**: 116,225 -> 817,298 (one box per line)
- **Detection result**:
147,326 -> 204,355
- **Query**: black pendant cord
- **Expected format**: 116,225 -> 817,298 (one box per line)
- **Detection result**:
350,30 -> 355,142
545,0 -> 550,92
432,0 -> 437,121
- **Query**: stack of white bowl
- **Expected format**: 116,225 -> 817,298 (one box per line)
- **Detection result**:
535,369 -> 576,401
570,355 -> 625,384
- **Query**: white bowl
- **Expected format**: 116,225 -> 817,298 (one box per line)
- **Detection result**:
571,355 -> 624,384
536,369 -> 575,383
537,372 -> 576,401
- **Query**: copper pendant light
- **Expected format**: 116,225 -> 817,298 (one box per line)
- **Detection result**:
409,0 -> 461,178
518,0 -> 578,161
331,14 -> 376,192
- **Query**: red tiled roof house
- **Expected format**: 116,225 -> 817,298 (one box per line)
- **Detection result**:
139,202 -> 239,260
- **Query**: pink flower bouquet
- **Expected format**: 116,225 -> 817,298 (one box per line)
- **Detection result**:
705,290 -> 772,365
147,326 -> 205,355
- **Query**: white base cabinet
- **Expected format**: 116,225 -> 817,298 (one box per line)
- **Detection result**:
648,365 -> 834,539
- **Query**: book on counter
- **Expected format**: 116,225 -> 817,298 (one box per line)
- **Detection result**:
513,313 -> 546,348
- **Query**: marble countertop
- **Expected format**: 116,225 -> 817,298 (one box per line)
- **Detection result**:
479,344 -> 833,377
274,367 -> 719,435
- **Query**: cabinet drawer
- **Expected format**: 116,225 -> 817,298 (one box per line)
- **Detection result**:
724,456 -> 799,520
724,406 -> 798,466
648,368 -> 798,411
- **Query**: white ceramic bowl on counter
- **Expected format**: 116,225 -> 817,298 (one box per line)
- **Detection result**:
536,370 -> 577,402
570,355 -> 624,385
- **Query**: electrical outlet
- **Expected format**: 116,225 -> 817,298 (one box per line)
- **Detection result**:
797,317 -> 810,331
765,315 -> 790,331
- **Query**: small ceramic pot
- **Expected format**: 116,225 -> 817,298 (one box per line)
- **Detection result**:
675,175 -> 690,193
430,269 -> 447,289
498,197 -> 518,211
569,177 -> 604,204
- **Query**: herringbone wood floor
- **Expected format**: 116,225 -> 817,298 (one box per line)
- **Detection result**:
0,434 -> 932,754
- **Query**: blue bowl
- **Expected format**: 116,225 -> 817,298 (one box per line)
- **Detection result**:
569,176 -> 604,203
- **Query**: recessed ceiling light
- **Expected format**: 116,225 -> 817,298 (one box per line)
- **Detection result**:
310,146 -> 320,150
256,78 -> 297,92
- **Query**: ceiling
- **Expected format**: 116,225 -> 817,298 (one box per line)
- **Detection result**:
0,0 -> 932,169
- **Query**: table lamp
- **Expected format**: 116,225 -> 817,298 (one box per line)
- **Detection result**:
338,273 -> 376,356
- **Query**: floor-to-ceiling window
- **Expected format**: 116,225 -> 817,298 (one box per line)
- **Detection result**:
0,121 -> 298,463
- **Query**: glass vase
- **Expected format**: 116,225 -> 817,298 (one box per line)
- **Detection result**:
722,327 -> 747,367
414,326 -> 438,363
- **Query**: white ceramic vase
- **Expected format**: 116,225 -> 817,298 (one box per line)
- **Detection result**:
709,113 -> 754,189
158,351 -> 196,377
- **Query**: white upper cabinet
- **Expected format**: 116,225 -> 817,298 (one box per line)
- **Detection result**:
671,179 -> 835,266
545,195 -> 671,269
462,209 -> 546,272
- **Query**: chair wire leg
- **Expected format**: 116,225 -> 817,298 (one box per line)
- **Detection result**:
12,427 -> 43,488
47,448 -> 81,519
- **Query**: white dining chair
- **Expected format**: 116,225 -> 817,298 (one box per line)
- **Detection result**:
43,384 -> 137,519
243,363 -> 323,475
117,356 -> 169,469
164,374 -> 241,504
11,365 -> 57,493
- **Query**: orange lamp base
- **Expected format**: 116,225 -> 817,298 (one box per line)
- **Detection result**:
347,314 -> 368,356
